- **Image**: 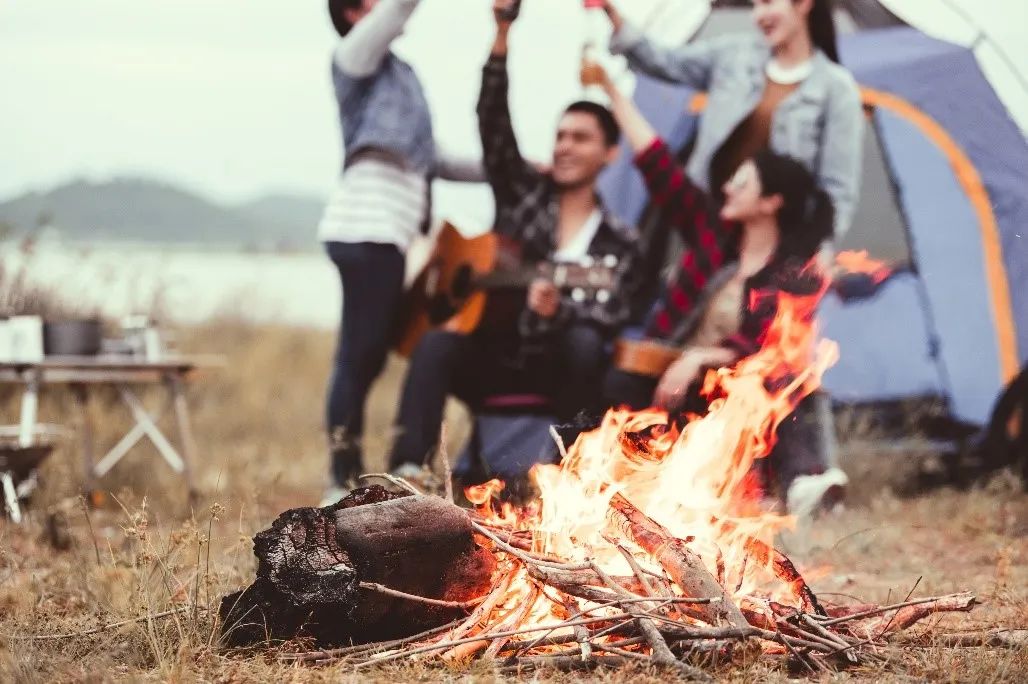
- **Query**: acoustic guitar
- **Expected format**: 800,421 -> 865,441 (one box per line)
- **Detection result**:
396,222 -> 619,357
612,338 -> 683,378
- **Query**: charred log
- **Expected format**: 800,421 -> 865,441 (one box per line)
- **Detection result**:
220,486 -> 495,647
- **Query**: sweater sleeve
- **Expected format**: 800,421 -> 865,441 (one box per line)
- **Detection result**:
634,138 -> 731,255
333,0 -> 420,78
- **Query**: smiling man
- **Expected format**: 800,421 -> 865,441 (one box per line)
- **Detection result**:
386,0 -> 642,475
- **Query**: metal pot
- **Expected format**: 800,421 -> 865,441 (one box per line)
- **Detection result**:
42,318 -> 103,356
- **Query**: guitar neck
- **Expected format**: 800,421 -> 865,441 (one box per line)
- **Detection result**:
474,270 -> 536,290
474,262 -> 612,291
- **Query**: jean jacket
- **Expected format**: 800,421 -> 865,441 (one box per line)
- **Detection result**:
611,24 -> 864,237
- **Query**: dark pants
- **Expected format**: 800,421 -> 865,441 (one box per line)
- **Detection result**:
389,324 -> 608,469
325,241 -> 406,486
603,366 -> 834,495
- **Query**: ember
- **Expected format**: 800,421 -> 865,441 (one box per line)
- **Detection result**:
226,285 -> 978,675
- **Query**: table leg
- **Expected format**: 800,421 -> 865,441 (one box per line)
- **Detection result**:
115,386 -> 184,473
2,471 -> 22,524
93,394 -> 172,478
18,372 -> 40,447
71,383 -> 101,506
168,374 -> 198,501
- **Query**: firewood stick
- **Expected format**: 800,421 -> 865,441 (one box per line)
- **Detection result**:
280,618 -> 463,663
589,561 -> 713,681
472,522 -> 594,572
606,493 -> 750,630
443,568 -> 516,645
590,641 -> 653,660
775,617 -> 858,654
357,582 -> 485,609
610,543 -> 682,609
353,612 -> 648,667
526,565 -> 670,605
483,585 -> 541,658
815,593 -> 976,628
865,592 -> 977,638
799,614 -> 859,663
653,619 -> 836,654
713,516 -> 825,616
871,588 -> 974,633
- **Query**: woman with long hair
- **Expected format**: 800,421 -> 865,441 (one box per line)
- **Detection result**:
591,61 -> 847,513
600,0 -> 862,238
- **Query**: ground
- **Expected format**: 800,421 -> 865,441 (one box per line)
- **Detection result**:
0,322 -> 1025,682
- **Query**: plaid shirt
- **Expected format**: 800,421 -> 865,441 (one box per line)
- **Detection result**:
477,55 -> 643,340
636,138 -> 824,357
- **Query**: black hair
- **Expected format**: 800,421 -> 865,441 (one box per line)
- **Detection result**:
752,149 -> 834,263
564,100 -> 621,148
328,0 -> 363,38
804,0 -> 840,63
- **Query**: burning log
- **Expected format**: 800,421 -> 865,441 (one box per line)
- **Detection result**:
219,486 -> 495,646
606,492 -> 750,630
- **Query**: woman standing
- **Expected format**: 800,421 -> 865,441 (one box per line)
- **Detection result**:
320,0 -> 482,505
601,0 -> 863,238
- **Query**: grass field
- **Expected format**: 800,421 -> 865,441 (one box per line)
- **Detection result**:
1,321 -> 1026,682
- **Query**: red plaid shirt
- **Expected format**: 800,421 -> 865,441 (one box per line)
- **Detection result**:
635,138 -> 824,357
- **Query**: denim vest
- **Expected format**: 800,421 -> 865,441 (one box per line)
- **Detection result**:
332,52 -> 436,175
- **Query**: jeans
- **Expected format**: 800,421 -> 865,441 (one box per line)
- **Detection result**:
324,241 -> 406,486
389,324 -> 608,470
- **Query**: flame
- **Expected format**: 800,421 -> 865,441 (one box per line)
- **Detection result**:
836,249 -> 893,285
465,278 -> 838,640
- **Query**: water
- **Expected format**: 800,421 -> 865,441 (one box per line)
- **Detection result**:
3,242 -> 349,329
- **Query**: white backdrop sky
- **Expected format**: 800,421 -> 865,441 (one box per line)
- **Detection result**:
0,0 -> 701,211
2,0 -> 1024,218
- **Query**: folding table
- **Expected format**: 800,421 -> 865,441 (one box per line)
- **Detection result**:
0,356 -> 218,502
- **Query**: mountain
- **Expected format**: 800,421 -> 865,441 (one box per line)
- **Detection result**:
0,178 -> 323,250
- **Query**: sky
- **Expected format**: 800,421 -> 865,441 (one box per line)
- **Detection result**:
0,0 -> 700,218
2,0 -> 1024,224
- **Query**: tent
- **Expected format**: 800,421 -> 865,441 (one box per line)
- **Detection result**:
597,6 -> 1028,428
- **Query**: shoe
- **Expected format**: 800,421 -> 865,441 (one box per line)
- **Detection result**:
786,467 -> 849,518
390,462 -> 442,493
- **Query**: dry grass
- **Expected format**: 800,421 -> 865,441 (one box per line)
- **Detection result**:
0,321 -> 1026,682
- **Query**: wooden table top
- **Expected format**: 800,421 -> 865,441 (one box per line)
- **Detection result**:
0,355 -> 224,383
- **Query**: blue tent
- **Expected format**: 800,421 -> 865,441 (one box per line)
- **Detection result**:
598,25 -> 1028,427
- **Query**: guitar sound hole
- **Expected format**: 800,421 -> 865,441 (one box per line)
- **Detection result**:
452,264 -> 473,299
428,294 -> 456,325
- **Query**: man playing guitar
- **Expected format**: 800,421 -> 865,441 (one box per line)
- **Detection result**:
387,0 -> 643,474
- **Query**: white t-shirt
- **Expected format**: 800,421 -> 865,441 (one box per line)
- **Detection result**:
552,208 -> 602,262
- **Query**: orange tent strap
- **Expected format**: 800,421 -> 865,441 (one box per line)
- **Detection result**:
859,87 -> 1019,383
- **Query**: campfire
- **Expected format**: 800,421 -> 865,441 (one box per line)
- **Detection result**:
220,284 -> 977,675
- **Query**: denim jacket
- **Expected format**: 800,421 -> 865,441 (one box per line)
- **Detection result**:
612,26 -> 864,237
332,53 -> 436,176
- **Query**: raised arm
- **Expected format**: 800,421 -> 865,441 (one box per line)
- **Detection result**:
593,62 -> 726,251
333,0 -> 420,78
601,0 -> 719,90
476,1 -> 542,218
